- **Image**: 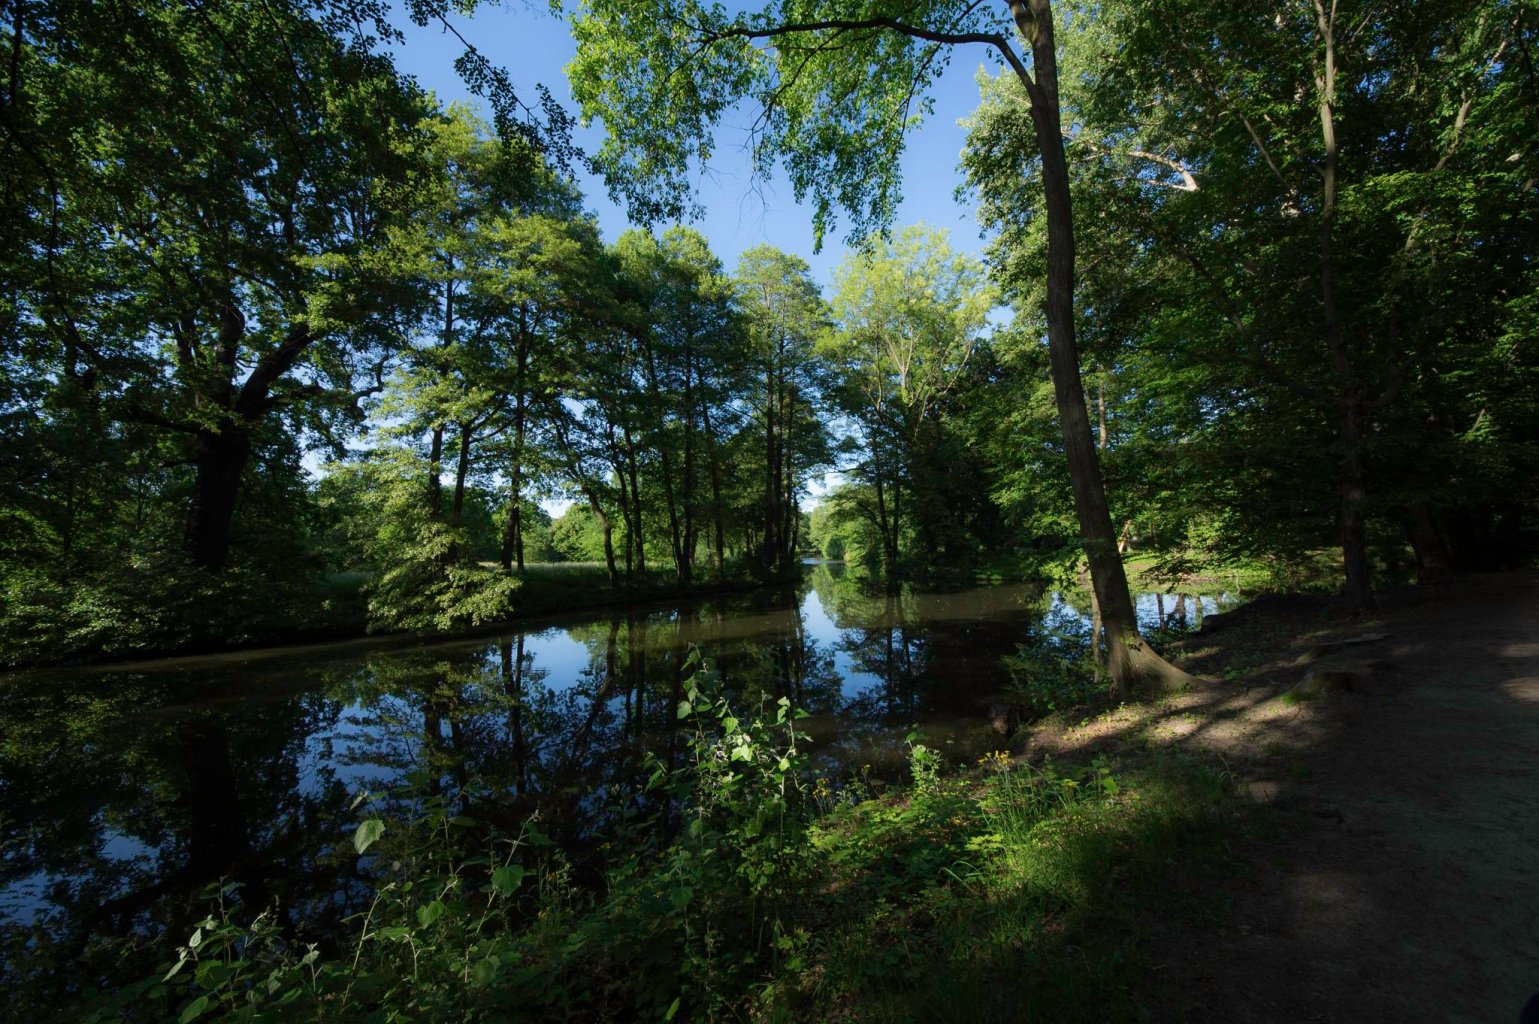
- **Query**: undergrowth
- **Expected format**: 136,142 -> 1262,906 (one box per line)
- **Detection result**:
62,656 -> 1238,1023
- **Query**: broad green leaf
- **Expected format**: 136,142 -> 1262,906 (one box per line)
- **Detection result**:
353,818 -> 385,855
416,899 -> 446,928
470,957 -> 499,987
492,865 -> 526,894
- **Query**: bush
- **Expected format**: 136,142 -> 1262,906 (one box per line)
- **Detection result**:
0,552 -> 362,667
63,660 -> 1235,1024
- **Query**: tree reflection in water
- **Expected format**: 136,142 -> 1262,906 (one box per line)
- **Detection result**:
0,565 -> 1241,988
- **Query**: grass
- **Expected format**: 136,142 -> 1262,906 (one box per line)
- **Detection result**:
474,560 -> 609,574
787,754 -> 1238,1022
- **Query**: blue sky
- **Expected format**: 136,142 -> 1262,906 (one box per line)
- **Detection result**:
388,3 -> 1000,290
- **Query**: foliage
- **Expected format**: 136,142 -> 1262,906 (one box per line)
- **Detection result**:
1002,603 -> 1106,720
962,0 -> 1539,591
821,226 -> 1004,574
53,663 -> 1235,1024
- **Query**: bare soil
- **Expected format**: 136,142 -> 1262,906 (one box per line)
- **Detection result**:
1025,571 -> 1539,1023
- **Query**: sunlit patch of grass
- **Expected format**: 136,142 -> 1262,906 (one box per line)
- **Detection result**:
780,755 -> 1239,1023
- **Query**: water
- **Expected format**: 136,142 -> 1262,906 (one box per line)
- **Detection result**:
0,565 -> 1238,943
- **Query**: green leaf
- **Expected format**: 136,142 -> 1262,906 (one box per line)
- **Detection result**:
492,865 -> 526,894
665,996 -> 682,1020
179,995 -> 210,1024
353,818 -> 385,855
416,900 -> 446,928
722,716 -> 739,734
669,886 -> 693,909
676,700 -> 693,720
470,957 -> 499,987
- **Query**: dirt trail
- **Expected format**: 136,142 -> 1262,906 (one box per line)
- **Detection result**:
1030,571 -> 1539,1023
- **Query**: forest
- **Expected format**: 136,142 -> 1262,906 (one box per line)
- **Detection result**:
2,0 -> 1537,1021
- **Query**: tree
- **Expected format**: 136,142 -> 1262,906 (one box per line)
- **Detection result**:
570,0 -> 1195,694
3,0 -> 434,573
735,245 -> 832,573
996,0 -> 1539,604
823,225 -> 994,573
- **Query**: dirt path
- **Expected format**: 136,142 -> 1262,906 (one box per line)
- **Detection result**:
1030,571 -> 1539,1023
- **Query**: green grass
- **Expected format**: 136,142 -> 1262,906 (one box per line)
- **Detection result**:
474,560 -> 609,575
789,755 -> 1237,1022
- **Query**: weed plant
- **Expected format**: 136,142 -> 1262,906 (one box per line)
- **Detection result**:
63,657 -> 1236,1024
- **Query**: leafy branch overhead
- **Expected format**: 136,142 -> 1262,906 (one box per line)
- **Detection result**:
568,0 -> 1045,246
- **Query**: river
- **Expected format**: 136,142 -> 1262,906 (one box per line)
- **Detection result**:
0,564 -> 1238,948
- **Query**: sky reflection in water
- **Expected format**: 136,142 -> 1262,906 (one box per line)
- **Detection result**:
0,566 -> 1239,937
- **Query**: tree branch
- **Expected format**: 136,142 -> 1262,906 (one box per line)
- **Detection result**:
235,322 -> 312,421
703,16 -> 1032,87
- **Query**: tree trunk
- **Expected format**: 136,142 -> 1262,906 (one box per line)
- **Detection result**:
681,341 -> 697,581
1311,0 -> 1375,613
1012,0 -> 1196,698
659,443 -> 686,582
624,424 -> 645,573
448,420 -> 473,563
762,362 -> 782,570
184,426 -> 250,572
1096,371 -> 1108,449
1090,588 -> 1104,671
451,421 -> 473,524
1407,501 -> 1455,584
587,493 -> 617,583
784,473 -> 797,569
428,423 -> 444,518
700,401 -> 727,573
872,456 -> 893,572
502,334 -> 529,573
613,443 -> 635,577
429,272 -> 455,522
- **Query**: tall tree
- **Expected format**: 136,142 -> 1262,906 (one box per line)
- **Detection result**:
823,226 -> 993,573
1013,0 -> 1539,605
570,0 -> 1195,694
3,0 -> 435,573
735,245 -> 831,573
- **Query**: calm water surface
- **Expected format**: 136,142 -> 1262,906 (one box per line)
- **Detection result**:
0,565 -> 1238,941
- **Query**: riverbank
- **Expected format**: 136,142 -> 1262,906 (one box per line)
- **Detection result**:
1022,570 -> 1539,1022
12,570 -> 1532,1021
0,563 -> 798,673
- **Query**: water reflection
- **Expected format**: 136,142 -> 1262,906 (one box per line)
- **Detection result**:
0,566 -> 1239,953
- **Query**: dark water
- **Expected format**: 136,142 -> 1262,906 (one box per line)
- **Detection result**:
0,565 -> 1238,943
